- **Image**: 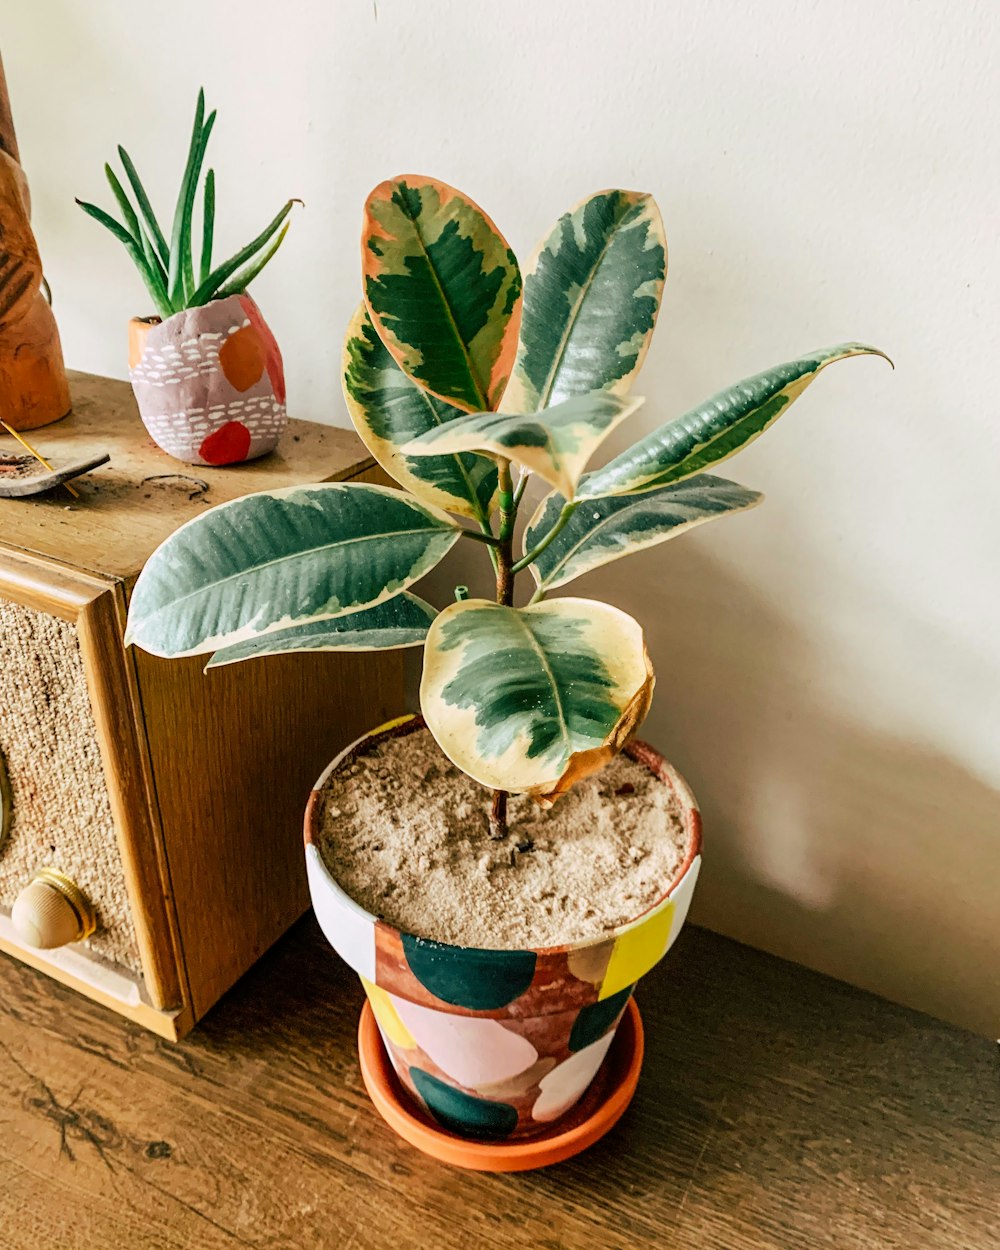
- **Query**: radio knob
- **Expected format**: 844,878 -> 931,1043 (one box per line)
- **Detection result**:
11,869 -> 97,949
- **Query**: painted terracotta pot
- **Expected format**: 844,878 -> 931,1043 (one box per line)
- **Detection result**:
304,714 -> 703,1144
127,293 -> 287,466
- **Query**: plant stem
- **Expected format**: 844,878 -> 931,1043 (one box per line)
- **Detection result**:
495,458 -> 516,606
458,526 -> 500,547
489,790 -> 508,841
511,499 -> 578,574
489,457 -> 517,839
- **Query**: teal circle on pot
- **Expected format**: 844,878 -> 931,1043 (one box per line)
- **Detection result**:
401,934 -> 536,1010
568,984 -> 634,1052
410,1067 -> 518,1141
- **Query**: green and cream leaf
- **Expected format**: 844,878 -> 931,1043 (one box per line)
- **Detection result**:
402,392 -> 644,500
205,593 -> 437,667
125,483 -> 460,658
503,189 -> 666,413
525,474 -> 764,591
342,303 -> 497,520
363,175 -> 522,412
579,343 -> 891,500
420,598 -> 653,804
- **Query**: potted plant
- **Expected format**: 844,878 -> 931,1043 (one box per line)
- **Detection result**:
77,89 -> 297,466
124,176 -> 887,1158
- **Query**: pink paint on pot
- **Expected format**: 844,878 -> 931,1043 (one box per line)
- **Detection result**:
128,293 -> 287,465
304,714 -> 703,1143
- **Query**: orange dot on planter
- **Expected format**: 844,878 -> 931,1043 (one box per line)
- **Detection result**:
218,325 -> 265,391
199,420 -> 252,465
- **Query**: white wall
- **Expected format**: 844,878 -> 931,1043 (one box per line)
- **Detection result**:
6,0 -> 999,1034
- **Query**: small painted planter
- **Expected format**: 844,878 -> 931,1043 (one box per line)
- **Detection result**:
304,714 -> 702,1145
127,293 -> 287,466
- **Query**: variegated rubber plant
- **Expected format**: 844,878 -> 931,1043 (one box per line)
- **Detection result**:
126,176 -> 889,836
77,89 -> 298,319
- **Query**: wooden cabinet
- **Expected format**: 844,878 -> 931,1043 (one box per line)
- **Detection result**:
0,372 -> 404,1038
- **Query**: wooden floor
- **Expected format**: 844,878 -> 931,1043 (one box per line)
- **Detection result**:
1,921 -> 996,1250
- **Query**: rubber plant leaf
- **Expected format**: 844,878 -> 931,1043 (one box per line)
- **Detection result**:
205,593 -> 438,667
402,391 -> 644,501
525,474 -> 764,592
125,483 -> 460,658
579,343 -> 891,500
343,303 -> 497,521
420,598 -> 654,805
503,189 -> 666,413
362,175 -> 522,412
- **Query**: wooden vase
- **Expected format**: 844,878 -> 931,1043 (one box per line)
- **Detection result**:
0,55 -> 71,431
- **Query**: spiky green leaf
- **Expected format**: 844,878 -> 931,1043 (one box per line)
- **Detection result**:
118,144 -> 169,266
362,176 -> 522,412
525,474 -> 763,591
189,199 -> 298,307
217,222 -> 290,299
167,90 -> 213,305
206,593 -> 437,668
75,197 -> 172,318
420,598 -> 653,803
580,344 -> 891,500
403,391 -> 644,500
343,304 -> 497,520
125,483 -> 460,658
503,190 -> 666,414
201,167 -> 215,284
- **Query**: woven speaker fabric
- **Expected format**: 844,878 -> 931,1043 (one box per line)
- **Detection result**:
0,600 -> 141,973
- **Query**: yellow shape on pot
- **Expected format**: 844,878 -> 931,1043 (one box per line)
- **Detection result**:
361,976 -> 416,1049
599,899 -> 675,1000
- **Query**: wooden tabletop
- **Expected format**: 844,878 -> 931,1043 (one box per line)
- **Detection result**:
0,372 -> 372,580
1,921 -> 996,1250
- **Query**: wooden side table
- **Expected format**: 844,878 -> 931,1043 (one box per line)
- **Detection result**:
0,372 -> 404,1038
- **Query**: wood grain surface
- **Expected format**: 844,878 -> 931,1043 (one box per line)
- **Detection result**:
0,922 -> 995,1250
0,372 -> 373,580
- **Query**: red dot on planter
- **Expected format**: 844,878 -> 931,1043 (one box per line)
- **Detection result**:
199,420 -> 252,465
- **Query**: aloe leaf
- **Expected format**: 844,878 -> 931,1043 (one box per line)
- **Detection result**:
75,198 -> 172,318
215,222 -> 289,299
420,598 -> 653,803
206,593 -> 438,668
118,144 -> 169,266
137,222 -> 171,314
125,482 -> 460,658
200,167 -> 215,284
167,90 -> 214,306
188,199 -> 297,307
578,343 -> 891,500
104,164 -> 142,242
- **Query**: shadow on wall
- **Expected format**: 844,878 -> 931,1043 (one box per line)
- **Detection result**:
593,540 -> 1000,1038
409,504 -> 1000,1037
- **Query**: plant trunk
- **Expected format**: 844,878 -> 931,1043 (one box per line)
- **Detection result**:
489,459 -> 516,839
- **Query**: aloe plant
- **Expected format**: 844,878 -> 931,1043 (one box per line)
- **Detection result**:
126,176 -> 889,837
76,88 -> 297,320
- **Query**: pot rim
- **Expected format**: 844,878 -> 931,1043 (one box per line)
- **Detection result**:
304,712 -> 702,959
127,290 -> 265,328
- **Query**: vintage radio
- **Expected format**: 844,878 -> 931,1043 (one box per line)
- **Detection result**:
0,372 -> 403,1038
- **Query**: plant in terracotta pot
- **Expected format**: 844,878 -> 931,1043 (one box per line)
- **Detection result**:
77,89 -> 296,466
124,176 -> 888,1157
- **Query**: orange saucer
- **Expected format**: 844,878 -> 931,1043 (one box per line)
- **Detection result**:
357,996 -> 644,1172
